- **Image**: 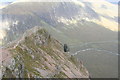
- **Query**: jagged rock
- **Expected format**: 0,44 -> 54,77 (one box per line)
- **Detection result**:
2,27 -> 89,78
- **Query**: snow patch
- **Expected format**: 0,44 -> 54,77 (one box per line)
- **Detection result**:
57,17 -> 77,26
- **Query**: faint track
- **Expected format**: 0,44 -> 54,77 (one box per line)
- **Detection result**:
72,48 -> 119,56
70,40 -> 118,48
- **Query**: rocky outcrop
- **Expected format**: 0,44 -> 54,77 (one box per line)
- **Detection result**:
2,27 -> 89,78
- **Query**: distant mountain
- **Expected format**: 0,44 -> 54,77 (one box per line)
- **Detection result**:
0,2 -> 12,9
0,0 -> 118,47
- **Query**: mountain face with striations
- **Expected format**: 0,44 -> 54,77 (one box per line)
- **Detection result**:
0,0 -> 118,46
1,27 -> 89,78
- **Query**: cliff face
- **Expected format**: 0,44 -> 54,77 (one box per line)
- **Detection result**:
2,27 -> 89,78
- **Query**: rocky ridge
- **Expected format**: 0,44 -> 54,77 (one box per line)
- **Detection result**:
2,27 -> 89,78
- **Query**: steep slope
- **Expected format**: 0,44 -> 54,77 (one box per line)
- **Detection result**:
2,27 -> 89,78
0,1 -> 118,46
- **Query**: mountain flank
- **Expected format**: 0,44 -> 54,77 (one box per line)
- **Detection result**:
2,27 -> 89,78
